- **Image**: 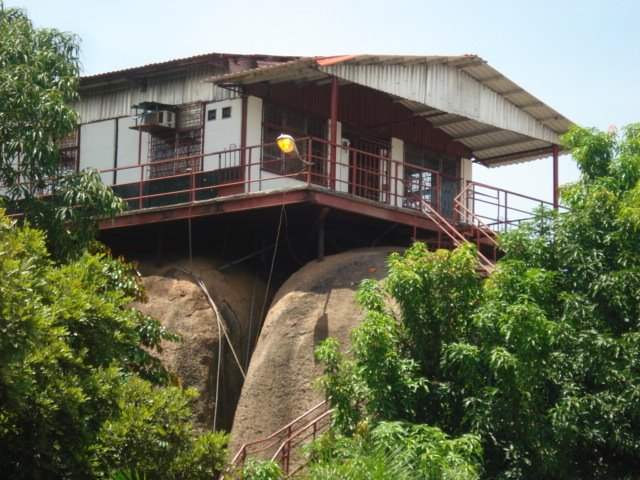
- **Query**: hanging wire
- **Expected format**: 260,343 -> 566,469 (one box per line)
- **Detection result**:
283,206 -> 305,266
255,202 -> 285,353
174,264 -> 246,432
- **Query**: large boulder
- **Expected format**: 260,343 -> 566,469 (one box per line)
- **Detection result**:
135,257 -> 267,432
229,247 -> 399,452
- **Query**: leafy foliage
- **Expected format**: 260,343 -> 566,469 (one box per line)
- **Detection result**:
239,458 -> 285,480
0,2 -> 79,196
22,168 -> 127,261
0,4 -> 126,261
0,5 -> 229,478
0,211 -> 228,478
304,421 -> 481,480
315,124 -> 640,478
93,377 -> 228,480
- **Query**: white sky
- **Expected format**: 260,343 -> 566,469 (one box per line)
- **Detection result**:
7,0 -> 640,202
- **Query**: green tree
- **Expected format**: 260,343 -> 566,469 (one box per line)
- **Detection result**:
0,212 -> 229,478
0,2 -> 79,197
1,4 -> 126,261
0,6 -> 229,477
315,124 -> 640,478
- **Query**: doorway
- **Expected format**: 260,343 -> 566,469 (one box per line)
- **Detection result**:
346,134 -> 390,202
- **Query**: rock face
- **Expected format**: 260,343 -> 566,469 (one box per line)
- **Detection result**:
229,247 -> 399,453
134,257 -> 267,432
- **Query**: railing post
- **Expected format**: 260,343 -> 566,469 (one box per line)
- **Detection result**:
504,192 -> 508,233
247,148 -> 252,193
190,157 -> 196,203
139,164 -> 144,210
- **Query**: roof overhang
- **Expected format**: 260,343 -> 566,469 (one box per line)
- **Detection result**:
213,55 -> 573,167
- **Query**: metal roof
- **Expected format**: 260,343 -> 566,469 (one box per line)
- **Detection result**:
80,52 -> 299,90
213,55 -> 574,167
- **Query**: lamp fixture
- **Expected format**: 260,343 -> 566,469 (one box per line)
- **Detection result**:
276,134 -> 298,155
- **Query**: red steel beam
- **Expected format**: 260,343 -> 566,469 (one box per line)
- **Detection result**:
308,190 -> 439,232
98,186 -> 441,236
98,190 -> 311,229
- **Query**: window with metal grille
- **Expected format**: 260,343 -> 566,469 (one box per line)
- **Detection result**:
262,103 -> 327,183
148,102 -> 204,179
404,144 -> 460,218
56,128 -> 79,174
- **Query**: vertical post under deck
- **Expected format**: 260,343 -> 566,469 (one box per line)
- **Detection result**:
318,207 -> 329,262
329,77 -> 338,190
552,144 -> 559,210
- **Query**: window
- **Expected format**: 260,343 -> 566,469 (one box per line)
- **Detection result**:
56,127 -> 79,174
261,103 -> 327,183
207,109 -> 217,121
222,106 -> 231,119
404,144 -> 460,218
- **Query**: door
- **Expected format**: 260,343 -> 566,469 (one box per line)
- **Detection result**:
348,136 -> 390,202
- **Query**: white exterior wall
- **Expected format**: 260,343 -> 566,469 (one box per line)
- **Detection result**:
245,96 -> 306,193
203,98 -> 243,171
115,116 -> 148,186
461,157 -> 473,185
79,120 -> 116,185
332,121 -> 350,194
459,157 -> 474,222
391,138 -> 404,207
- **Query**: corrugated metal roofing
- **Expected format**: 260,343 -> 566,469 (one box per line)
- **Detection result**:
80,52 -> 299,82
213,54 -> 574,167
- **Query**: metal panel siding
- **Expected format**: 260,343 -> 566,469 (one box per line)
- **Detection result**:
79,120 -> 116,184
322,63 -> 559,144
76,68 -> 238,123
116,116 -> 144,185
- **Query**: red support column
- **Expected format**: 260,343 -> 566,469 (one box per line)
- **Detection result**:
241,95 -> 248,181
329,76 -> 339,190
552,144 -> 559,210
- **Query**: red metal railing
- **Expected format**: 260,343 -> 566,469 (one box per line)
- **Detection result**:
419,198 -> 496,275
226,401 -> 331,478
5,138 -> 556,243
270,408 -> 333,477
456,181 -> 557,233
88,137 -> 463,221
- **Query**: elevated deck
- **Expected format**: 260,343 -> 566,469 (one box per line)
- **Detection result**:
97,137 -> 553,244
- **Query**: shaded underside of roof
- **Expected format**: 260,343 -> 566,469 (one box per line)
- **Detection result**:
213,54 -> 574,167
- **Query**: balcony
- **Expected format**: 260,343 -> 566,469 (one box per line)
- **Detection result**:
96,136 -> 552,234
4,137 -> 556,261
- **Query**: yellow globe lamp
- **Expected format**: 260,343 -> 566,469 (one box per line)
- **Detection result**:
276,134 -> 298,155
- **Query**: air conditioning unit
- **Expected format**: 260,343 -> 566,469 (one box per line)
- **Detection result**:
143,110 -> 175,128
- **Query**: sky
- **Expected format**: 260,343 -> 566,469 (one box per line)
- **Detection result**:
7,0 -> 640,202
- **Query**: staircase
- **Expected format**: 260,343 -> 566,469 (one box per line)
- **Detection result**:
226,401 -> 332,478
419,181 -> 557,276
419,197 -> 496,276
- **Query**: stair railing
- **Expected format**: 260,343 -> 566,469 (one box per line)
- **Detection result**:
419,198 -> 495,276
225,400 -> 331,478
